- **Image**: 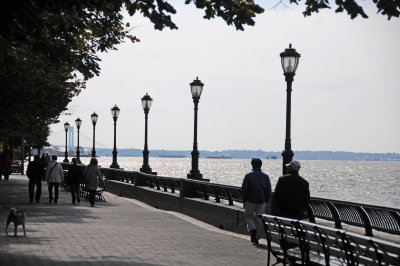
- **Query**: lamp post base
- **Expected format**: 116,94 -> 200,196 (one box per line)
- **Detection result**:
187,172 -> 209,181
110,163 -> 120,169
140,166 -> 157,175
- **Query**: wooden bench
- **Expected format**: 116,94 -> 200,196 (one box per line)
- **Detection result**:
260,214 -> 400,266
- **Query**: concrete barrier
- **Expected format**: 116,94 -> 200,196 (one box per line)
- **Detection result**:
106,180 -> 248,235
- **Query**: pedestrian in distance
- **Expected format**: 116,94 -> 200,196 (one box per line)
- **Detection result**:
85,158 -> 104,207
68,158 -> 84,204
40,153 -> 45,166
27,155 -> 45,203
2,146 -> 14,181
45,155 -> 64,204
44,153 -> 51,169
0,150 -> 3,181
274,160 -> 310,220
241,158 -> 272,244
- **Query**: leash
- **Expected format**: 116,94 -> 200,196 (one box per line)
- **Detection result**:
0,202 -> 12,211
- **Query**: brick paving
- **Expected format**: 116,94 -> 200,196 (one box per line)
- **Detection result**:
0,175 -> 270,265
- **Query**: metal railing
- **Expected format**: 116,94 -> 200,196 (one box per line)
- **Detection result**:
61,163 -> 400,236
308,197 -> 400,236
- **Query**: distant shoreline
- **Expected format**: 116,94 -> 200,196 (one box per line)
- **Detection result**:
41,147 -> 400,162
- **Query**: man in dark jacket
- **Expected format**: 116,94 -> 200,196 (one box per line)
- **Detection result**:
241,158 -> 272,244
274,160 -> 310,220
68,158 -> 84,204
27,155 -> 45,203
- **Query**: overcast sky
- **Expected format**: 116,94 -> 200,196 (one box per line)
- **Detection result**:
48,1 -> 400,153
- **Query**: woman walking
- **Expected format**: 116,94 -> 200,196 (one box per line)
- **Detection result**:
85,158 -> 104,207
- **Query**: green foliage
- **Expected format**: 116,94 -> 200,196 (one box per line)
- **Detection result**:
295,0 -> 399,19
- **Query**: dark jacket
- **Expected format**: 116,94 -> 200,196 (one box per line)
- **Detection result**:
27,160 -> 45,181
274,172 -> 310,220
68,164 -> 84,184
241,168 -> 272,204
85,164 -> 104,190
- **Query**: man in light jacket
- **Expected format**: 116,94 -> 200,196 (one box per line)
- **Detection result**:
45,155 -> 64,203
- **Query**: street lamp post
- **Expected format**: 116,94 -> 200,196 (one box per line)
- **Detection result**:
75,117 -> 82,164
110,105 -> 120,169
187,77 -> 204,180
280,44 -> 301,175
140,93 -> 156,175
91,112 -> 98,158
63,122 -> 70,162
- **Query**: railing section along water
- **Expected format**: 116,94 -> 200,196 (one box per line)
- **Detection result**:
61,163 -> 400,237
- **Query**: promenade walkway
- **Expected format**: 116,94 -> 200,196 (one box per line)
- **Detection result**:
0,175 -> 270,265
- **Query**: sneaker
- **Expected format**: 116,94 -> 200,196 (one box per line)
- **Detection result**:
29,199 -> 33,203
49,198 -> 53,203
250,230 -> 258,244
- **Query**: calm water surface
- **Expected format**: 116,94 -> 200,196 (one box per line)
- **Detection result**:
78,157 -> 400,209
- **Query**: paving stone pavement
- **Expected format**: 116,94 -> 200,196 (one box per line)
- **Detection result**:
0,175 -> 271,265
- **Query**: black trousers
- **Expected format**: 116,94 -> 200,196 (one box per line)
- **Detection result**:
3,164 -> 10,180
88,190 -> 95,206
48,182 -> 60,203
29,178 -> 42,202
70,183 -> 80,203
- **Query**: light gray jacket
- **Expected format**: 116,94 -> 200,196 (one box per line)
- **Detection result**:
45,161 -> 64,183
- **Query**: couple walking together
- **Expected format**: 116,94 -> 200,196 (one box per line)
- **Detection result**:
27,156 -> 104,207
241,158 -> 310,244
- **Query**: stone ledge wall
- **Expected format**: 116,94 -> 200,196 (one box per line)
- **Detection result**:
106,180 -> 248,235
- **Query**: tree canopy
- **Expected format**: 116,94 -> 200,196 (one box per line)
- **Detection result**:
0,0 -> 398,151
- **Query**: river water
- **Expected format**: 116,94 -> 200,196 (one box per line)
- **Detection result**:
77,157 -> 400,209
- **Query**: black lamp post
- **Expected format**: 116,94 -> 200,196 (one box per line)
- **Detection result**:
140,93 -> 156,175
187,77 -> 204,180
280,44 -> 301,175
63,122 -> 70,162
110,105 -> 120,169
91,112 -> 98,157
75,117 -> 82,164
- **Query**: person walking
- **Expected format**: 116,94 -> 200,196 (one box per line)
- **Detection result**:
2,146 -> 14,181
85,158 -> 104,207
68,158 -> 84,204
45,155 -> 64,204
26,155 -> 45,203
241,158 -> 272,244
0,150 -> 3,181
44,153 -> 51,169
274,160 -> 310,220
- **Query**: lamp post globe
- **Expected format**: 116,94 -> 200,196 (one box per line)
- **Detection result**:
140,93 -> 156,175
91,112 -> 98,158
75,117 -> 82,163
280,44 -> 301,175
187,77 -> 204,180
63,122 -> 70,162
110,105 -> 120,169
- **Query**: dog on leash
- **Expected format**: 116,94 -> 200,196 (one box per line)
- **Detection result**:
6,208 -> 27,236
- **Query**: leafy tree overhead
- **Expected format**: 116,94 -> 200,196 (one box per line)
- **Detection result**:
0,0 -> 398,151
291,0 -> 400,20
